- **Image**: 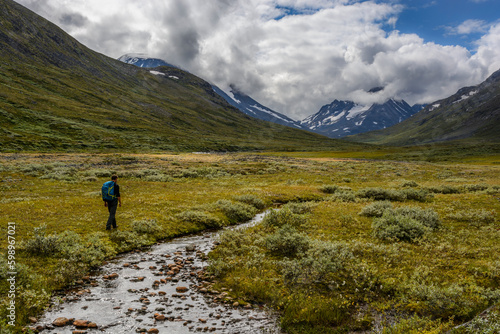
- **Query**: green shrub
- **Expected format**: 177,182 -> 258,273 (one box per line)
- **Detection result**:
216,199 -> 257,223
330,190 -> 357,202
283,201 -> 316,214
264,225 -> 310,257
356,187 -> 406,201
426,185 -> 461,194
58,231 -> 116,267
233,194 -> 266,210
381,315 -> 453,334
281,240 -> 354,285
372,211 -> 430,242
108,230 -> 149,252
401,180 -> 419,188
176,210 -> 222,228
401,188 -> 433,202
262,208 -> 308,229
22,225 -> 61,256
132,219 -> 162,235
319,185 -> 339,194
393,206 -> 441,230
461,184 -> 489,193
446,209 -> 496,227
359,201 -> 393,217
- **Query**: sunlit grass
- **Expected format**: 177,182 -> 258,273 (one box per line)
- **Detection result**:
0,152 -> 499,333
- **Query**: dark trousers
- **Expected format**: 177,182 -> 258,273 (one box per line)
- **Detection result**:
106,199 -> 118,230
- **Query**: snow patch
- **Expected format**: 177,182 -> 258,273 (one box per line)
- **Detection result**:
150,70 -> 165,76
453,90 -> 478,104
346,104 -> 370,120
250,104 -> 293,123
168,76 -> 179,80
429,103 -> 440,111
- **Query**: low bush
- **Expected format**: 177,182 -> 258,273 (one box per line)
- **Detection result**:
176,210 -> 222,228
108,230 -> 150,252
330,190 -> 357,202
446,209 -> 496,227
393,206 -> 441,230
425,185 -> 461,194
132,219 -> 162,235
21,225 -> 61,256
319,184 -> 340,194
283,201 -> 316,214
359,201 -> 393,217
281,239 -> 354,285
233,194 -> 266,210
372,211 -> 431,242
356,187 -> 406,202
264,225 -> 310,258
216,199 -> 257,223
401,188 -> 433,202
461,184 -> 489,193
262,207 -> 308,229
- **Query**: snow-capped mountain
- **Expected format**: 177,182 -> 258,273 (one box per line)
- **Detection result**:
118,53 -> 178,69
301,99 -> 421,138
212,85 -> 306,129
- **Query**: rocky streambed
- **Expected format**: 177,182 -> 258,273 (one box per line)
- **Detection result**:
32,212 -> 282,334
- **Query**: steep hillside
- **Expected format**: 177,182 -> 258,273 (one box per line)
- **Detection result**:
349,69 -> 500,145
0,0 -> 355,152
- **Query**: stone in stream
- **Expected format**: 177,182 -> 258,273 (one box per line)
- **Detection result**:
176,286 -> 189,293
52,317 -> 69,327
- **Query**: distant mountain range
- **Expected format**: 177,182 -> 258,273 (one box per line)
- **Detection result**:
119,54 -> 423,137
349,68 -> 500,145
300,98 -> 424,138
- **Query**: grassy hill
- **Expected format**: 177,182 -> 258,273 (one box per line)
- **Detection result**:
348,69 -> 500,146
0,0 -> 362,152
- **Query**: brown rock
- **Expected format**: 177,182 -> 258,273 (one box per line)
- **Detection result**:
176,286 -> 189,293
158,291 -> 167,296
147,328 -> 159,334
108,273 -> 119,279
72,331 -> 87,334
232,302 -> 240,307
154,313 -> 166,321
53,317 -> 69,327
73,319 -> 90,328
199,319 -> 207,323
28,317 -> 37,323
88,322 -> 98,328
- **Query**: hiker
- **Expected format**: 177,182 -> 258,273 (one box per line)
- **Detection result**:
102,175 -> 121,230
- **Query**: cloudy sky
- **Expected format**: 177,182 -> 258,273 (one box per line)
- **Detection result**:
16,0 -> 500,120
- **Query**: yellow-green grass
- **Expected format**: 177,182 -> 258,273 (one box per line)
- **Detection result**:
0,152 -> 499,333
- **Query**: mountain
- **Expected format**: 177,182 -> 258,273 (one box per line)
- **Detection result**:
211,86 -> 306,129
118,54 -> 304,130
118,53 -> 178,69
0,0 -> 360,152
301,99 -> 420,138
349,69 -> 500,145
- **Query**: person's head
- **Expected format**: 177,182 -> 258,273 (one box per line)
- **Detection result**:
111,175 -> 118,182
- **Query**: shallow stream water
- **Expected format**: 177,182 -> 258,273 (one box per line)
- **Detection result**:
34,212 -> 282,334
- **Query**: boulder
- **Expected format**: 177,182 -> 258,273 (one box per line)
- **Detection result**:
176,286 -> 189,293
53,317 -> 69,327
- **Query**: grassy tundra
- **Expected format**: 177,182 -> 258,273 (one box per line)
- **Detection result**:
0,152 -> 499,333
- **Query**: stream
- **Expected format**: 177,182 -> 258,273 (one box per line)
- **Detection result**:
33,212 -> 282,334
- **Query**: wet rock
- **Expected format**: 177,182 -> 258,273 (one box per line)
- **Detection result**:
53,317 -> 69,327
154,313 -> 166,321
28,317 -> 37,323
72,320 -> 89,328
176,286 -> 189,293
72,330 -> 87,334
232,302 -> 240,307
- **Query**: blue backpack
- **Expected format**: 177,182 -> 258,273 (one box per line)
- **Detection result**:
101,181 -> 116,201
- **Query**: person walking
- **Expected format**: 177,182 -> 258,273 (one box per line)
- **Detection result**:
102,175 -> 121,230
